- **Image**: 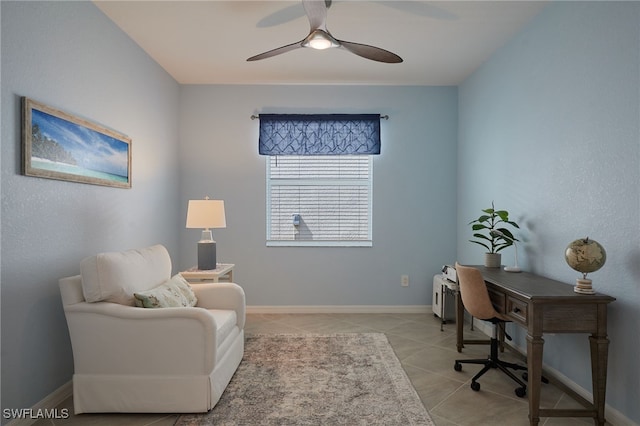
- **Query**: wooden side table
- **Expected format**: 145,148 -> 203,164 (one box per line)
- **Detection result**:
180,264 -> 234,284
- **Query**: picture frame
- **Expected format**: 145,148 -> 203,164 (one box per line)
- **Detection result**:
22,97 -> 132,189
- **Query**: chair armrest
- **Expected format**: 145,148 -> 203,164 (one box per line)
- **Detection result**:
65,301 -> 213,321
192,283 -> 245,329
63,302 -> 218,374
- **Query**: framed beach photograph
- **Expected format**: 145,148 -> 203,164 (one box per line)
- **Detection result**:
22,97 -> 131,188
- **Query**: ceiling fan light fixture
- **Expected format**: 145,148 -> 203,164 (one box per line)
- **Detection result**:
248,0 -> 402,63
303,30 -> 339,50
309,37 -> 332,50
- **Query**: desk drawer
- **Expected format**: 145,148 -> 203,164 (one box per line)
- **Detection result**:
506,296 -> 528,325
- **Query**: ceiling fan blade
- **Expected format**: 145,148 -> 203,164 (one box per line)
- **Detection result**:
246,41 -> 304,61
303,0 -> 328,30
339,40 -> 403,63
256,0 -> 332,28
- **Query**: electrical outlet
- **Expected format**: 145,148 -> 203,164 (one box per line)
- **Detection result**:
401,275 -> 409,287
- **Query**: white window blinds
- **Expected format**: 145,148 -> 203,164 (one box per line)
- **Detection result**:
267,155 -> 373,247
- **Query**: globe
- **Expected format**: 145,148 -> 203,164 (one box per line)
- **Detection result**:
564,238 -> 606,278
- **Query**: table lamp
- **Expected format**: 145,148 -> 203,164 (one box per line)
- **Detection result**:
186,197 -> 226,270
490,229 -> 521,272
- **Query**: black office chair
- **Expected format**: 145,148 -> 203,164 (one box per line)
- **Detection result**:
453,262 -> 528,397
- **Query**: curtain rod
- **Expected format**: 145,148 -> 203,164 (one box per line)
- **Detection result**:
250,114 -> 389,120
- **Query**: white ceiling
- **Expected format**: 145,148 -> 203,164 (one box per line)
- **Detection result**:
94,1 -> 547,86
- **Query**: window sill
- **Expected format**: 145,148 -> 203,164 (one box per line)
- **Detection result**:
266,240 -> 372,248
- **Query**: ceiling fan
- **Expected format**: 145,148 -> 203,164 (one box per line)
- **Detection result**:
247,0 -> 403,64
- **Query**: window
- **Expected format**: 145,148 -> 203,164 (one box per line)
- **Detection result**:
258,113 -> 380,247
266,155 -> 373,247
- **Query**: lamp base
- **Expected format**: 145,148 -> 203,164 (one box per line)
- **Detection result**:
197,241 -> 217,270
504,266 -> 522,273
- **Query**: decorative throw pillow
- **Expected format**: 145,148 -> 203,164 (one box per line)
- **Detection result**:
134,274 -> 198,308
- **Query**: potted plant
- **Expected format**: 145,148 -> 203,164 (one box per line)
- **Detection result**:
469,202 -> 520,267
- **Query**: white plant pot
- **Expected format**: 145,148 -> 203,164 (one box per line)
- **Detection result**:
484,253 -> 502,268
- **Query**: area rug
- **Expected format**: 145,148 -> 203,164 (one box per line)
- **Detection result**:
175,333 -> 435,425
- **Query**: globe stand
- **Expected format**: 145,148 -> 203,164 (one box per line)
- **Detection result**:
574,278 -> 595,295
565,237 -> 605,296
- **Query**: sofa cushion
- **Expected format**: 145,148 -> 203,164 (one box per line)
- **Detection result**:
80,245 -> 172,305
134,274 -> 198,308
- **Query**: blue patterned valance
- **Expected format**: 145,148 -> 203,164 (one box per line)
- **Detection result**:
258,114 -> 381,155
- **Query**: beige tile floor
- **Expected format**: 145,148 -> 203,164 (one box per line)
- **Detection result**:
35,313 -> 607,426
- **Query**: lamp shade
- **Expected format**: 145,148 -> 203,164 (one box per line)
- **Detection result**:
186,199 -> 226,229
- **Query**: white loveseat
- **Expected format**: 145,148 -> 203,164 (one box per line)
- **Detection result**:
59,244 -> 245,414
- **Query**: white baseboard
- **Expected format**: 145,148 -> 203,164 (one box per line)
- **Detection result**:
469,319 -> 637,426
6,381 -> 72,426
246,305 -> 431,314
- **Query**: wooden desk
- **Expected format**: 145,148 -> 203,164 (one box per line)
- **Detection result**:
455,266 -> 615,426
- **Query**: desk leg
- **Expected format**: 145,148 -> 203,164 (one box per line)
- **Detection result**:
526,332 -> 544,426
455,291 -> 464,352
590,333 -> 610,425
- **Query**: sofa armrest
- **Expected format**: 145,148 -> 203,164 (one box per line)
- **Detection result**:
63,302 -> 218,374
192,283 -> 246,329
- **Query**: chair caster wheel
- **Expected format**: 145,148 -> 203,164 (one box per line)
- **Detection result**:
515,387 -> 527,398
471,381 -> 480,392
454,362 -> 462,372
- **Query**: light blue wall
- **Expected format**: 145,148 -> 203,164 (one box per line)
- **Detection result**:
1,1 -> 180,415
458,2 -> 640,423
178,85 -> 458,306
